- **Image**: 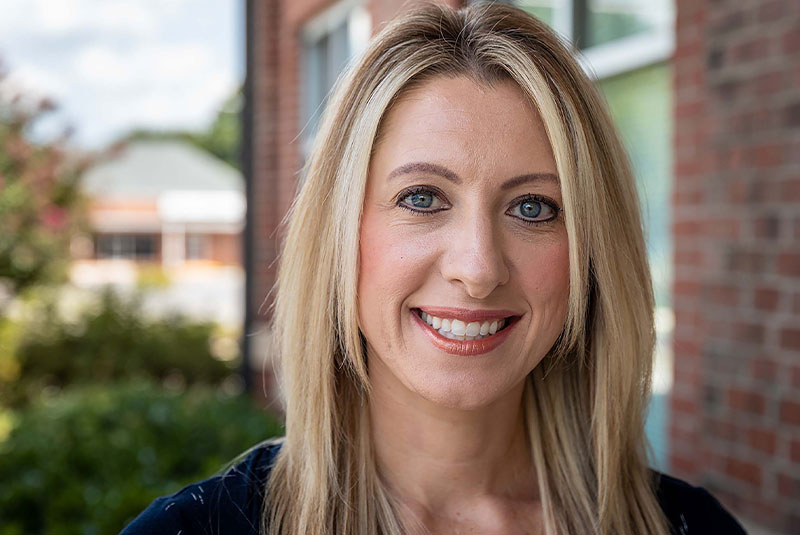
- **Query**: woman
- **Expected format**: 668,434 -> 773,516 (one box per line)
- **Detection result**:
122,3 -> 746,534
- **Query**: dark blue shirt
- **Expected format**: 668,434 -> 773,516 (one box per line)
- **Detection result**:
120,440 -> 747,534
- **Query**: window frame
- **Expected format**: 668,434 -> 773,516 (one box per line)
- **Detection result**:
299,0 -> 371,160
496,0 -> 675,80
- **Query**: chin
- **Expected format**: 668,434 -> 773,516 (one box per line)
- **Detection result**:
408,371 -> 518,411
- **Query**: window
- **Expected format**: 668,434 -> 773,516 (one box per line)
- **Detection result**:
95,234 -> 158,261
185,233 -> 209,260
515,0 -> 674,78
300,0 -> 371,159
586,0 -> 673,49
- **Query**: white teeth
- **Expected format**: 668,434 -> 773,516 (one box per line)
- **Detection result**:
418,310 -> 510,340
451,319 -> 466,336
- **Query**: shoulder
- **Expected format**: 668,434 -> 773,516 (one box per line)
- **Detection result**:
120,439 -> 283,535
653,471 -> 748,535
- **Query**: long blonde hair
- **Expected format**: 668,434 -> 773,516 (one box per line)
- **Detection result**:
266,2 -> 668,534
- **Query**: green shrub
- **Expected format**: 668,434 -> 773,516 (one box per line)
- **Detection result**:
0,380 -> 283,535
1,289 -> 234,408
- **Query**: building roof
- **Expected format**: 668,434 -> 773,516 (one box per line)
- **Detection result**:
82,139 -> 242,199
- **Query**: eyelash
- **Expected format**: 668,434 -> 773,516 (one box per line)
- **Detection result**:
395,186 -> 561,227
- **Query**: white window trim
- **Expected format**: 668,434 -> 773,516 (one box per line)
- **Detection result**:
302,0 -> 369,45
492,0 -> 675,80
580,26 -> 674,80
300,0 -> 371,161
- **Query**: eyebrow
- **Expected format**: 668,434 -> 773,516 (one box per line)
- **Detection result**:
387,161 -> 560,190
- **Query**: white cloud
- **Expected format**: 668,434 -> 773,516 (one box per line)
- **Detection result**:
0,0 -> 240,148
73,46 -> 135,88
3,64 -> 67,101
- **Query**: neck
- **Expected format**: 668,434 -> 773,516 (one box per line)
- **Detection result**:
368,362 -> 537,513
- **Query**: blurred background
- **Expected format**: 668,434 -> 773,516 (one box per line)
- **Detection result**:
0,0 -> 797,533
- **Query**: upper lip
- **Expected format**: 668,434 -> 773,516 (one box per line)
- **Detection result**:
414,306 -> 520,322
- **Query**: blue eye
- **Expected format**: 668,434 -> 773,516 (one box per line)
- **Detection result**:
398,188 -> 444,212
407,191 -> 434,208
508,196 -> 558,224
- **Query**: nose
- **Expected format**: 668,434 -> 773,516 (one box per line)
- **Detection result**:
439,214 -> 510,299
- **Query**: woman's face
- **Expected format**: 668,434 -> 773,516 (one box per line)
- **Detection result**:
358,75 -> 570,410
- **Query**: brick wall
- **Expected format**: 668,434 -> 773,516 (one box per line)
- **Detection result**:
670,0 -> 800,531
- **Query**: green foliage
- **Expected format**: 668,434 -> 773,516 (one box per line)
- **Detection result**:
0,380 -> 283,535
0,66 -> 88,305
124,86 -> 241,170
1,289 -> 234,408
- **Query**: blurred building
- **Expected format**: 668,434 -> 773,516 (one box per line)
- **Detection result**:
244,0 -> 799,532
72,139 -> 246,326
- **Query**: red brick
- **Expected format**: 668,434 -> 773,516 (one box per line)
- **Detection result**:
778,474 -> 800,499
778,252 -> 800,277
754,287 -> 780,311
731,321 -> 765,345
674,279 -> 701,297
670,453 -> 698,476
750,358 -> 777,383
673,219 -> 701,236
675,248 -> 705,268
790,439 -> 800,464
670,422 -> 697,444
752,143 -> 784,167
728,388 -> 767,415
674,336 -> 701,357
707,283 -> 740,306
704,217 -> 741,239
724,456 -> 762,486
780,328 -> 800,351
708,417 -> 738,441
780,400 -> 800,426
676,99 -> 705,119
746,427 -> 776,455
780,178 -> 800,202
733,36 -> 770,63
672,394 -> 699,415
757,0 -> 788,23
782,27 -> 800,54
727,249 -> 765,273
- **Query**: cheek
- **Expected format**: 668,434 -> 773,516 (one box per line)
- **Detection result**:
357,211 -> 437,323
514,232 -> 571,310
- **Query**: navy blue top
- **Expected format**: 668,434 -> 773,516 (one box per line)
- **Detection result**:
120,441 -> 747,535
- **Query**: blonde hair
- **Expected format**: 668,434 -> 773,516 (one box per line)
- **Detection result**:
266,2 -> 668,534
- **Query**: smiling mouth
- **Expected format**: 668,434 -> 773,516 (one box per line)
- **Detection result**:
412,308 -> 516,341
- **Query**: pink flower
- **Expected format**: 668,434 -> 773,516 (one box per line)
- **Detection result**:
41,204 -> 67,231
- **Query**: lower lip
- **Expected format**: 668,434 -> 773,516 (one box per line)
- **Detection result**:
411,310 -> 517,356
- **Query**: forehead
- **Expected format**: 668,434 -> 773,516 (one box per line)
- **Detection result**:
370,75 -> 557,180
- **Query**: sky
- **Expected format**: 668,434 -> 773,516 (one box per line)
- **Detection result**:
0,0 -> 243,150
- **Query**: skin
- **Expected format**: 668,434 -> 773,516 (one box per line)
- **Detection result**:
357,75 -> 570,534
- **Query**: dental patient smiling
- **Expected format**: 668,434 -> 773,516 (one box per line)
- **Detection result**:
358,75 -> 570,413
357,75 -> 568,531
